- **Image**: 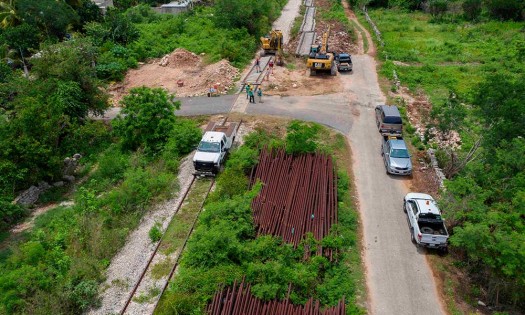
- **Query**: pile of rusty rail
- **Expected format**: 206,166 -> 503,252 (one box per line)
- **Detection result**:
207,280 -> 346,315
249,149 -> 337,258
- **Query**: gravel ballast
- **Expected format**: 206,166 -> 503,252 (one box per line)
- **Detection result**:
88,155 -> 196,315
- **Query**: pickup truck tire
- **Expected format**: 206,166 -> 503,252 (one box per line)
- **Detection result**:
410,228 -> 416,244
403,202 -> 407,213
420,227 -> 434,234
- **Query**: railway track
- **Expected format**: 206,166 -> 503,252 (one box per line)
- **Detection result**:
119,176 -> 214,314
120,118 -> 243,315
239,55 -> 272,93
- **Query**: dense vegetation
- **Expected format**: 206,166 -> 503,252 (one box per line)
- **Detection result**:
360,4 -> 525,312
350,0 -> 525,21
0,0 -> 286,234
0,86 -> 202,314
155,122 -> 364,315
0,0 -> 296,313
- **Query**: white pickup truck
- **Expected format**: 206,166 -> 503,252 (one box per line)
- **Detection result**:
403,193 -> 449,251
193,121 -> 238,175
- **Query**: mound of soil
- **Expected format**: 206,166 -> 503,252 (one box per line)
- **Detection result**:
109,48 -> 240,105
160,48 -> 201,68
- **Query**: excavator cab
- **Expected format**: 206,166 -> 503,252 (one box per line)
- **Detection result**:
306,28 -> 336,76
309,45 -> 320,58
260,30 -> 284,66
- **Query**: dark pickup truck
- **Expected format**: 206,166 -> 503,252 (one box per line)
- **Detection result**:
334,53 -> 353,72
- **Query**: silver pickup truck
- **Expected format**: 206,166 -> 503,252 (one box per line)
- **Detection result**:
404,193 -> 449,251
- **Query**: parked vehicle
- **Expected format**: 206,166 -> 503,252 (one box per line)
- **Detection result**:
375,105 -> 402,136
334,53 -> 353,72
381,136 -> 412,175
404,193 -> 449,251
193,121 -> 238,175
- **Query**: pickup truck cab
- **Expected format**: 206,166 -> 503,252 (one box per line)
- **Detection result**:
193,121 -> 238,175
334,53 -> 353,72
381,136 -> 412,175
375,105 -> 402,136
404,193 -> 449,251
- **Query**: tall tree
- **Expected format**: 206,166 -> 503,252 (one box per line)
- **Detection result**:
16,0 -> 79,39
113,87 -> 180,153
31,39 -> 108,117
473,73 -> 525,148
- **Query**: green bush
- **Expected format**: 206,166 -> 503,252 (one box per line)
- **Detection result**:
65,280 -> 100,311
0,199 -> 26,232
113,87 -> 179,154
125,4 -> 161,24
149,224 -> 163,243
61,121 -> 111,158
163,120 -> 202,157
105,166 -> 173,214
285,121 -> 320,154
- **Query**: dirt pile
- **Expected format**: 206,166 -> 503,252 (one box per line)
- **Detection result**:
159,48 -> 200,68
109,49 -> 240,105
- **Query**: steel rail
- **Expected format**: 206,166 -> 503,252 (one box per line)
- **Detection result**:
151,178 -> 215,313
119,175 -> 197,315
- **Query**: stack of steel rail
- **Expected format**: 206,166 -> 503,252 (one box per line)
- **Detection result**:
249,149 -> 337,258
207,280 -> 346,315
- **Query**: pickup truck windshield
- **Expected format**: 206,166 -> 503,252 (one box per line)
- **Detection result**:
198,141 -> 220,153
390,149 -> 409,158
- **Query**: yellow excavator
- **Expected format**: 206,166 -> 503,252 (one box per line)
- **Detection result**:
260,30 -> 284,66
306,28 -> 336,76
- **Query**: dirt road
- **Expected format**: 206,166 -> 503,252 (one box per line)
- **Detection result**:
341,11 -> 445,315
342,60 -> 445,315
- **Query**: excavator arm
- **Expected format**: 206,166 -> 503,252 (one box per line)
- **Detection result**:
320,27 -> 330,54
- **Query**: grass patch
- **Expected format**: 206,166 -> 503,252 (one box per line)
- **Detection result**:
151,258 -> 173,280
37,186 -> 69,204
133,286 -> 161,304
290,4 -> 306,39
349,17 -> 368,53
367,8 -> 525,105
159,178 -> 213,255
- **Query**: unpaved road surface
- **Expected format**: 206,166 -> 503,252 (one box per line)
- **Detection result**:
342,12 -> 444,314
342,58 -> 444,315
272,0 -> 302,44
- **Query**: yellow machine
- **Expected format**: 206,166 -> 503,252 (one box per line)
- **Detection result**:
260,30 -> 284,65
306,28 -> 336,76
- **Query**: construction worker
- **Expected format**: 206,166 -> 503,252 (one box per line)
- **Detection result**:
255,57 -> 261,72
268,59 -> 274,74
245,84 -> 251,99
257,88 -> 263,103
248,88 -> 255,103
